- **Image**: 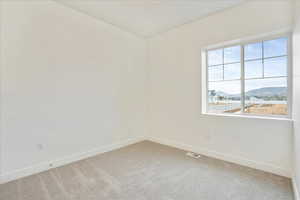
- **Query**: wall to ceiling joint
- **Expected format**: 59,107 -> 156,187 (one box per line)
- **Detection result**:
55,0 -> 246,38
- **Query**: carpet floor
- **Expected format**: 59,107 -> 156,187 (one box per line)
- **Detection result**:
0,141 -> 294,200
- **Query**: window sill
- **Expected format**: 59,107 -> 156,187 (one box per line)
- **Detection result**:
202,112 -> 293,122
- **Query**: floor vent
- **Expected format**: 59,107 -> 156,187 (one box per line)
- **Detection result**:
186,152 -> 202,159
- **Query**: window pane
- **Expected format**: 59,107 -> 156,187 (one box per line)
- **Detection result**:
264,56 -> 287,77
244,78 -> 287,115
224,63 -> 240,80
208,81 -> 241,114
244,42 -> 262,60
224,46 -> 240,63
245,60 -> 263,79
208,49 -> 223,66
208,65 -> 223,81
263,37 -> 288,58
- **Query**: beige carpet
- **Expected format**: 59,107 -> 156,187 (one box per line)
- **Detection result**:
0,141 -> 294,200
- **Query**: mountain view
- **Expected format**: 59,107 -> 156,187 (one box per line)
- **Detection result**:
210,87 -> 287,101
245,87 -> 287,98
208,87 -> 287,115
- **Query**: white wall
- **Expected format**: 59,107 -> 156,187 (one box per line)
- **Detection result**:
293,0 -> 300,196
148,1 -> 294,177
0,1 -> 147,181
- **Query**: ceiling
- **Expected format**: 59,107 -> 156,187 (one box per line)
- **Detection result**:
56,0 -> 246,38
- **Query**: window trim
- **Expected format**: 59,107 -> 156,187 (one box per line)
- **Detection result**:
202,32 -> 293,119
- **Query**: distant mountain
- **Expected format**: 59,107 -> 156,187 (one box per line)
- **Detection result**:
215,91 -> 229,97
209,87 -> 287,98
245,87 -> 287,97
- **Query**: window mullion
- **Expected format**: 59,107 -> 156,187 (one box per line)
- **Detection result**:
262,42 -> 265,78
222,49 -> 225,80
241,45 -> 245,113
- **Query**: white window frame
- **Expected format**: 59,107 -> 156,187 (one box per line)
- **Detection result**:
201,31 -> 293,119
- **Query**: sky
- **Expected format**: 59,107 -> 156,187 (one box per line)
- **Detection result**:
208,37 -> 288,95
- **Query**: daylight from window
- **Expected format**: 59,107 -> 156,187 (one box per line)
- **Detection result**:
207,37 -> 288,116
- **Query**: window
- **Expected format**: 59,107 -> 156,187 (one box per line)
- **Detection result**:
205,36 -> 290,117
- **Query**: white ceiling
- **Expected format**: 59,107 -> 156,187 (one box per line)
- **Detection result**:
56,0 -> 246,38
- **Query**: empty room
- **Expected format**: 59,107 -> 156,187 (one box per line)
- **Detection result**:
0,0 -> 300,199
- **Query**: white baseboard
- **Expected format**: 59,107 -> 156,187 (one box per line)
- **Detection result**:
0,136 -> 292,184
146,137 -> 292,178
0,137 -> 146,184
292,177 -> 300,200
